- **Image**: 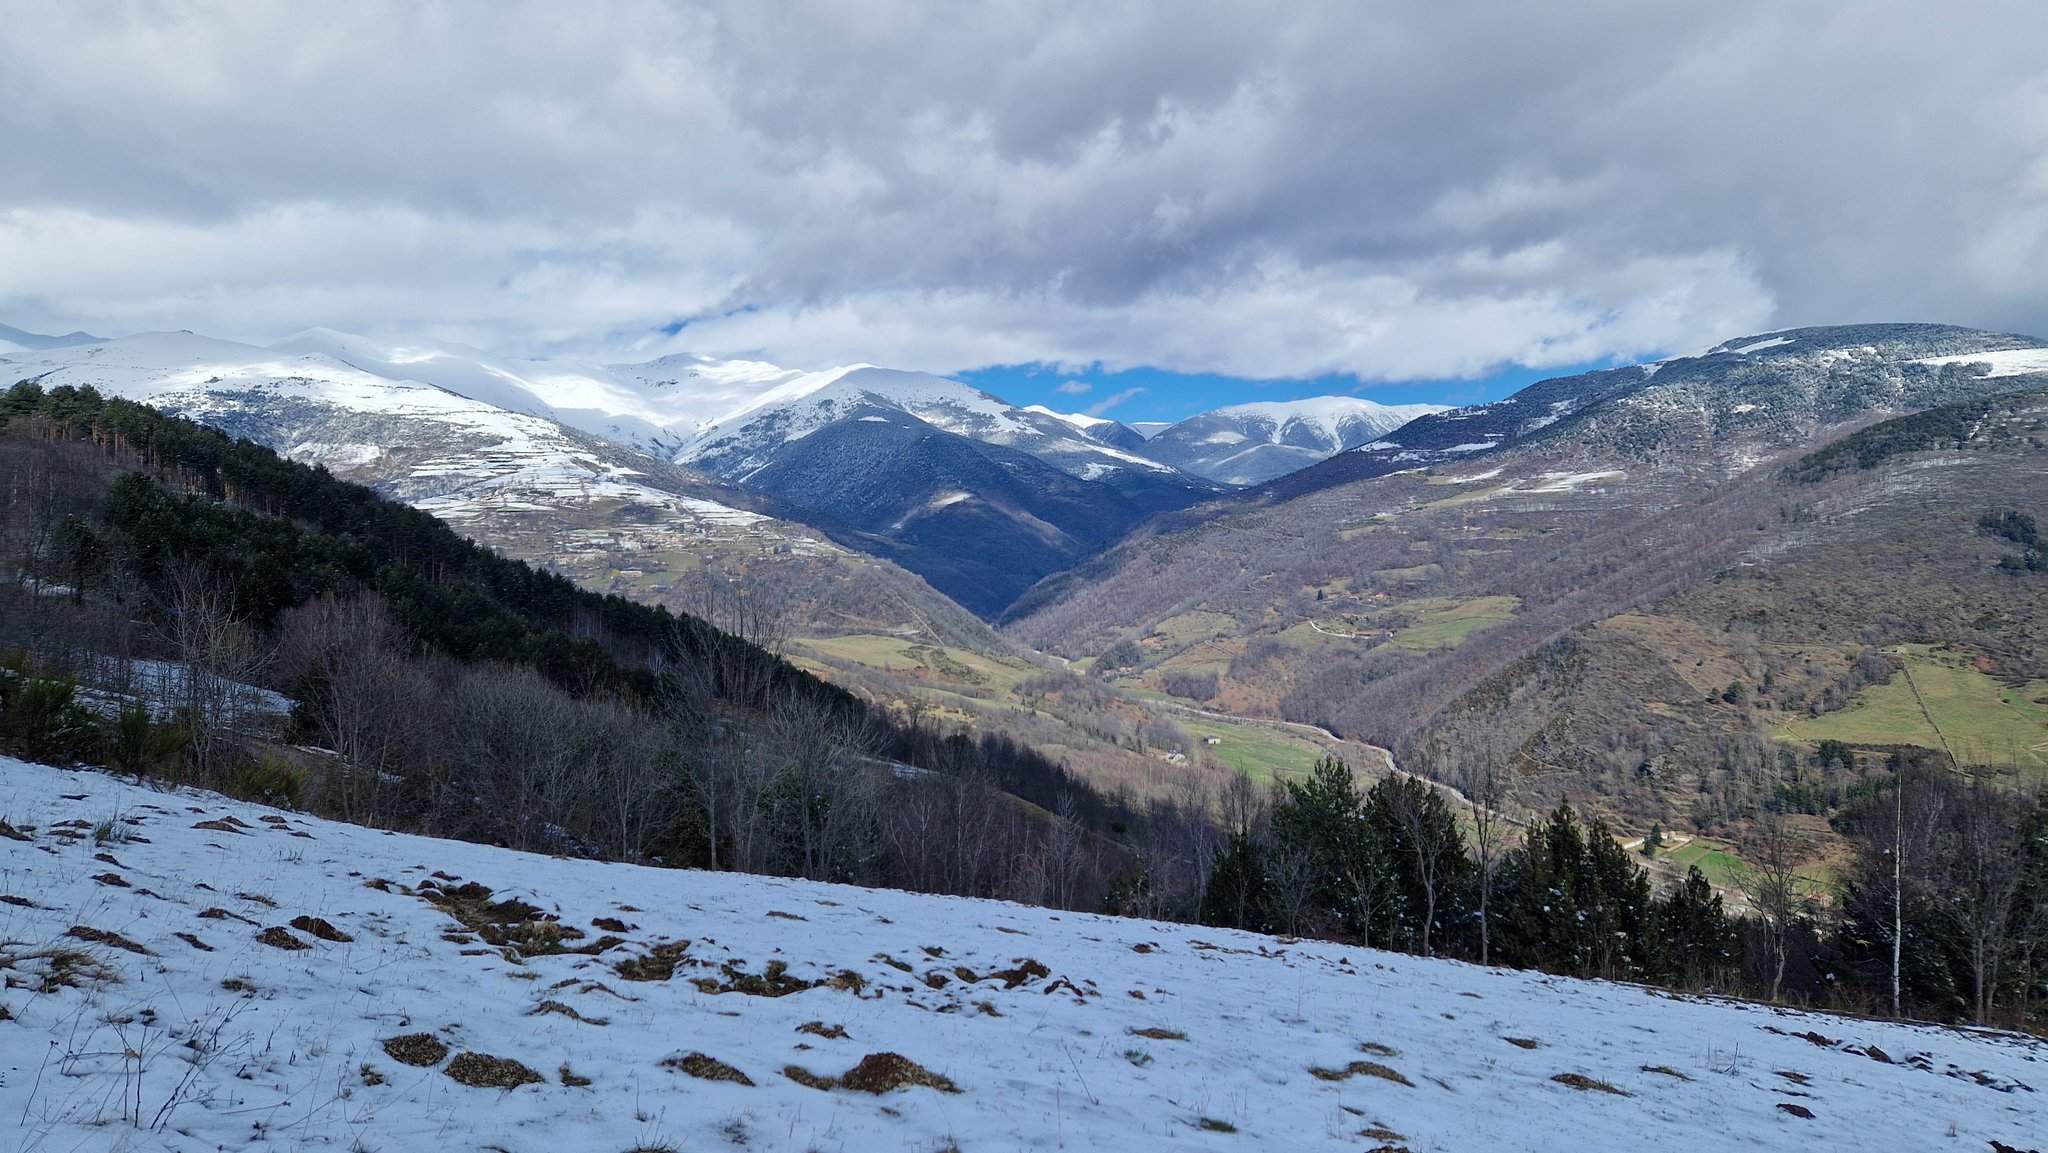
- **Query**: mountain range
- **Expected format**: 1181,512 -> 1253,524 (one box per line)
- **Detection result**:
0,325 -> 1448,620
1007,322 -> 2048,851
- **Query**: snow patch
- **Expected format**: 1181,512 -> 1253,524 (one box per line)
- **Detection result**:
1910,347 -> 2048,378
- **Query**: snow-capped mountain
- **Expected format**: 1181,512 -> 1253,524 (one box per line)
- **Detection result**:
0,321 -> 102,351
1141,396 -> 1450,485
666,368 -> 1221,615
0,331 -> 1011,643
0,331 -> 741,522
679,366 -> 1181,486
1264,323 -> 2048,502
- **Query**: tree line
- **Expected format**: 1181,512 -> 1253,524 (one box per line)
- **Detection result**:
1173,753 -> 2047,1030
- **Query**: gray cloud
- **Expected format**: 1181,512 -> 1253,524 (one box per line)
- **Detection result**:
2,1 -> 2044,382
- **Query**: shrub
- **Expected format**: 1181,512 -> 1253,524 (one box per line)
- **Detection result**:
226,752 -> 307,808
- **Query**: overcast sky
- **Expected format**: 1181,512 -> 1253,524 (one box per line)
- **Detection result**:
3,1 -> 2045,417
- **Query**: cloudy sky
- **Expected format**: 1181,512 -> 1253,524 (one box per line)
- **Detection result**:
3,1 -> 2046,419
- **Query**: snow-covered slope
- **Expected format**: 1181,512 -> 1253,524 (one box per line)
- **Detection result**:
1143,396 -> 1450,485
1264,323 -> 2048,503
681,366 -> 1181,484
4,756 -> 2042,1152
0,332 -> 771,531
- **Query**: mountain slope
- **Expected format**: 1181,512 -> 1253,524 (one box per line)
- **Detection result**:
680,365 -> 1206,491
678,366 -> 1219,616
736,407 -> 1182,616
1007,324 -> 2048,826
1143,396 -> 1450,485
0,333 -> 999,647
6,755 -> 2040,1153
0,321 -> 102,350
1259,323 -> 2046,502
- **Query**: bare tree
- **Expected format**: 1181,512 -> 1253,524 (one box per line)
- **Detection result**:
1458,753 -> 1513,966
1383,775 -> 1462,956
1937,772 -> 2030,1023
159,563 -> 269,783
275,593 -> 415,824
1739,811 -> 1804,1002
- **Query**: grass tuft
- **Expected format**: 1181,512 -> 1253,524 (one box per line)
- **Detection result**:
1551,1072 -> 1629,1096
381,1033 -> 450,1067
785,1052 -> 961,1094
663,1052 -> 755,1085
288,915 -> 353,942
1308,1061 -> 1412,1086
445,1051 -> 544,1090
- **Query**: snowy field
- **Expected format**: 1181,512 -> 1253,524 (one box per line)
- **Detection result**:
1,755 -> 2042,1152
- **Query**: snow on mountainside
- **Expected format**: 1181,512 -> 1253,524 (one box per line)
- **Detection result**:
4,755 -> 2043,1152
1262,323 -> 2048,503
0,332 -> 769,529
1142,395 -> 1450,485
0,332 -> 868,618
680,366 -> 1180,484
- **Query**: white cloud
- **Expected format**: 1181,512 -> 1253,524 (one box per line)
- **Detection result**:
1085,387 -> 1147,416
1054,379 -> 1093,395
1,1 -> 2043,378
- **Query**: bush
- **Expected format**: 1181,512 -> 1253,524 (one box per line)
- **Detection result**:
1161,670 -> 1219,702
1095,639 -> 1144,675
107,701 -> 189,777
226,751 -> 307,809
0,668 -> 97,763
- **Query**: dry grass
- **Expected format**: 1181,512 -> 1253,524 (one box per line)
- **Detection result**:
1128,1027 -> 1186,1041
64,925 -> 152,955
529,999 -> 609,1026
989,958 -> 1051,988
1639,1064 -> 1690,1080
255,926 -> 310,950
173,931 -> 212,951
445,1051 -> 544,1089
419,879 -> 618,960
690,960 -> 815,997
1359,1042 -> 1399,1057
289,915 -> 353,943
2,946 -> 118,993
381,1033 -> 450,1067
90,872 -> 129,887
797,1021 -> 849,1040
558,1063 -> 593,1087
0,818 -> 31,841
1503,1037 -> 1540,1050
1197,1117 -> 1237,1133
613,940 -> 690,982
1551,1072 -> 1629,1096
785,1052 -> 961,1095
663,1052 -> 755,1086
359,1064 -> 386,1086
1309,1061 -> 1412,1086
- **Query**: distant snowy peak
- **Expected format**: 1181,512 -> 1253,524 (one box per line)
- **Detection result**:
0,331 -> 781,543
1140,395 -> 1450,485
1213,396 -> 1450,442
680,367 -> 1176,483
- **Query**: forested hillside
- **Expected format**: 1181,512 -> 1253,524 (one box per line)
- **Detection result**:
0,382 -> 1157,908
